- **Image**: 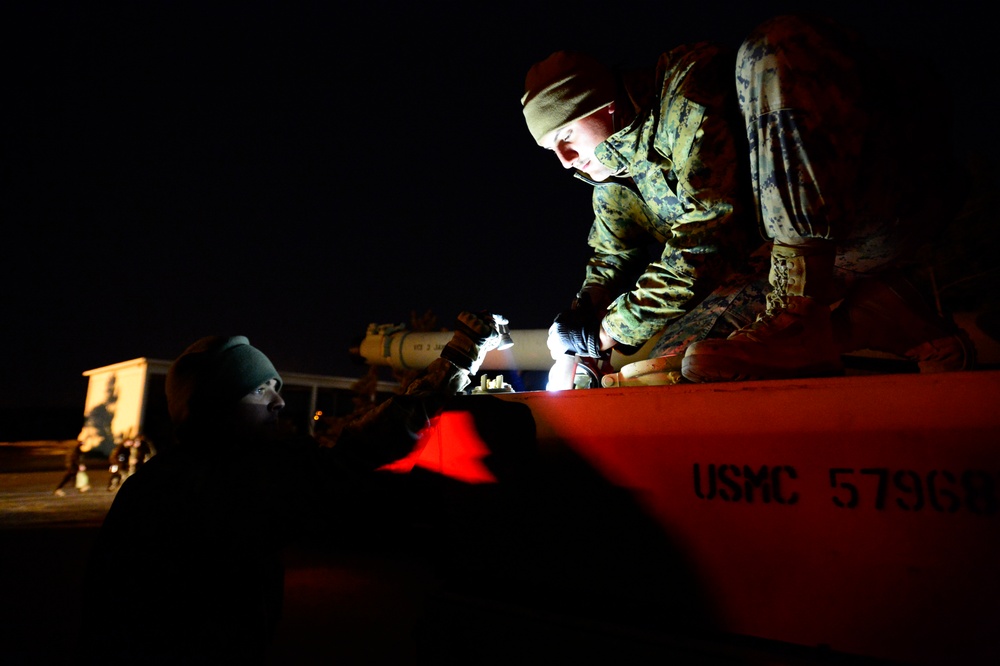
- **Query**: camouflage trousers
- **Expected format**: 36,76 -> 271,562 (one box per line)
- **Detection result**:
736,14 -> 938,281
651,15 -> 942,359
649,247 -> 770,358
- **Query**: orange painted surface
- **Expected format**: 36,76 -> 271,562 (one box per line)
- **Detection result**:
408,370 -> 1000,663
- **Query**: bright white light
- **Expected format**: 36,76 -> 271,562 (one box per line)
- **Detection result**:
546,356 -> 578,391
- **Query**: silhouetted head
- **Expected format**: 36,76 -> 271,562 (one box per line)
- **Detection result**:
165,335 -> 284,443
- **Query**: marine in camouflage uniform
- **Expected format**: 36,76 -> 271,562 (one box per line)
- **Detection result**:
522,13 -> 973,384
524,39 -> 770,367
586,40 -> 770,359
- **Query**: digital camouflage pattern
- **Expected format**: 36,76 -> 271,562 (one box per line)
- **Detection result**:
737,14 -> 936,279
573,14 -> 936,356
582,41 -> 766,352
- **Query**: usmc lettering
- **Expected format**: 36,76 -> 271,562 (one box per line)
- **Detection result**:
693,464 -> 799,505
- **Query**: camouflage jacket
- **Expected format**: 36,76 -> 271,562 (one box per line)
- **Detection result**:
583,42 -> 759,347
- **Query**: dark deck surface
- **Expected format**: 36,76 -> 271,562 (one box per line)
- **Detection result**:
1,466 -> 812,665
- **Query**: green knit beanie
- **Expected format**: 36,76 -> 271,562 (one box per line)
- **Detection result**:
521,50 -> 615,143
165,335 -> 282,429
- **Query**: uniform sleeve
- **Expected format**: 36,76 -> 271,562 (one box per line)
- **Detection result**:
653,44 -> 745,254
600,233 -> 727,346
597,44 -> 749,347
331,357 -> 465,471
581,182 -> 658,301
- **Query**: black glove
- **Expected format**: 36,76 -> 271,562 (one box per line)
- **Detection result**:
440,311 -> 500,374
552,305 -> 604,358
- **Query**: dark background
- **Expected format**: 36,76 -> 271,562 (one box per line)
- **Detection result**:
4,1 -> 997,439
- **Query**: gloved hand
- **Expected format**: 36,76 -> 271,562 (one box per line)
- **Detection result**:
440,310 -> 501,375
551,294 -> 605,358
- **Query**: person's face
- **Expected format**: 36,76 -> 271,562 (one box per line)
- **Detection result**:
538,102 -> 616,181
228,378 -> 285,441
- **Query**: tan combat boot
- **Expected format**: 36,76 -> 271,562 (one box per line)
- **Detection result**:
681,242 -> 843,382
831,272 -> 977,373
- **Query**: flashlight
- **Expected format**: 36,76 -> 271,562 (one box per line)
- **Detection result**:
493,314 -> 514,350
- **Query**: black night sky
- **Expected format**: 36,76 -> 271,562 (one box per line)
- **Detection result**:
4,1 -> 996,437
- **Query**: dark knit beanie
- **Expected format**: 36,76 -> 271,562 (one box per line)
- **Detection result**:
165,335 -> 282,429
521,50 -> 616,143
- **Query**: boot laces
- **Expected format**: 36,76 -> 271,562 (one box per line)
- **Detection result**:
743,256 -> 790,331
